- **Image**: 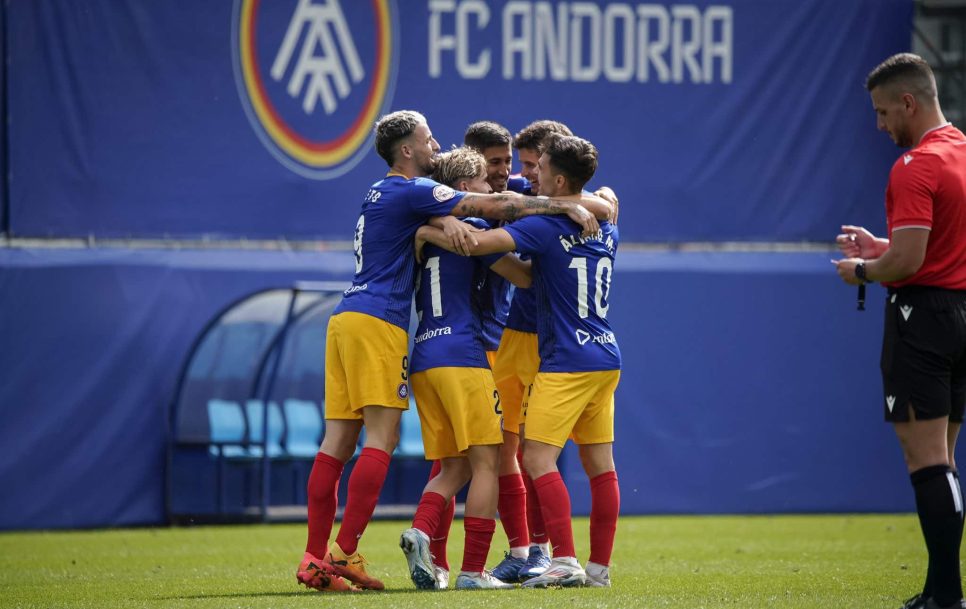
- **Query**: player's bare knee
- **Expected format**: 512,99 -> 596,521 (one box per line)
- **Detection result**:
319,420 -> 363,461
359,405 -> 402,452
441,459 -> 472,488
578,443 -> 615,478
521,442 -> 556,478
468,445 -> 500,475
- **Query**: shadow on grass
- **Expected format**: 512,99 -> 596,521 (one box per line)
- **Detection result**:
157,589 -> 449,600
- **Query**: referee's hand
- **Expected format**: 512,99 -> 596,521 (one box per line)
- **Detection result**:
831,258 -> 864,286
835,225 -> 876,258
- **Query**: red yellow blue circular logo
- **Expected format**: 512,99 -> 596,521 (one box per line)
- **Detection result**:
233,0 -> 397,179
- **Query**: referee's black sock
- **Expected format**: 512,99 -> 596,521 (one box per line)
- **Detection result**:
911,464 -> 964,606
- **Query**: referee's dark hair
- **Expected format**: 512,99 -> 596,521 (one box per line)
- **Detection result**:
373,110 -> 426,167
464,121 -> 511,151
544,134 -> 598,193
865,53 -> 937,100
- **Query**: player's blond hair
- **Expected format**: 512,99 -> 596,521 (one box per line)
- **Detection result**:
431,146 -> 487,188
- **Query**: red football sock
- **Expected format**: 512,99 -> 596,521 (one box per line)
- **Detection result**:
334,447 -> 391,555
588,471 -> 620,566
305,451 -> 344,557
498,473 -> 529,548
533,471 -> 575,558
412,491 -> 448,540
426,461 -> 455,569
522,470 -> 548,545
461,516 -> 496,573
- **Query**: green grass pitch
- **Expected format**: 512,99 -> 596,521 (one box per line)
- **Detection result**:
0,514 -> 944,609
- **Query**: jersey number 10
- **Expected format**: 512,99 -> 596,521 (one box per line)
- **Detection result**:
569,257 -> 612,318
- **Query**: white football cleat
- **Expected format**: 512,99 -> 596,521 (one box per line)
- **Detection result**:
399,528 -> 438,590
455,570 -> 515,590
521,557 -> 587,588
585,561 -> 611,587
433,564 -> 450,589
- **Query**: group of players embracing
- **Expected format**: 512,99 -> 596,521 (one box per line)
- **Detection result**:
295,110 -> 622,593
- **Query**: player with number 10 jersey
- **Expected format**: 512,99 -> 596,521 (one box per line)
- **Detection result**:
298,111 -> 609,594
411,134 -> 621,589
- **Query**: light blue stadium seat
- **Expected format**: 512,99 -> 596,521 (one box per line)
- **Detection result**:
207,399 -> 247,458
283,399 -> 323,458
245,400 -> 284,458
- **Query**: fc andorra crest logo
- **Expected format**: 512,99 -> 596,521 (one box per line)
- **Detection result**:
232,0 -> 398,179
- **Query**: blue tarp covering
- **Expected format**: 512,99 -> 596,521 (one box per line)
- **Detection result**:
6,0 -> 909,241
2,248 -> 949,529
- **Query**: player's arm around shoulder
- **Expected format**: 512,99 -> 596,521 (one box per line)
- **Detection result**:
489,254 -> 532,289
426,215 -> 481,256
450,192 -> 602,236
588,187 -> 618,223
415,225 -> 518,262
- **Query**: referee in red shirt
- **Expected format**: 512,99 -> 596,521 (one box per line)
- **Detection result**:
834,53 -> 966,609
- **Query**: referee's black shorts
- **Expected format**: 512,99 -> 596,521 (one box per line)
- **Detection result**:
880,286 -> 966,423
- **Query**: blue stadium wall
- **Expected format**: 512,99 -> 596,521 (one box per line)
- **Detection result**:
0,248 -> 934,529
0,0 -> 945,530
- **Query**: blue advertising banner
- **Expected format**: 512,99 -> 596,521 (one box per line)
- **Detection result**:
1,0 -> 7,235
6,0 -> 911,241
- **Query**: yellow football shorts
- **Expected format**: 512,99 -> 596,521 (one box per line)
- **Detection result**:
490,329 -> 540,434
524,370 -> 621,448
324,311 -> 410,420
409,367 -> 503,460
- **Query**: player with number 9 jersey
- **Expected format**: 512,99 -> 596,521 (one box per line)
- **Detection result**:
335,175 -> 466,332
299,112 -> 612,595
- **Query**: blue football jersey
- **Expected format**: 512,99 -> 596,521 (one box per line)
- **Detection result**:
478,262 -> 511,351
410,218 -> 503,373
502,179 -> 537,334
507,175 -> 531,194
504,278 -> 537,333
477,177 -> 532,348
333,175 -> 466,330
503,217 -> 620,372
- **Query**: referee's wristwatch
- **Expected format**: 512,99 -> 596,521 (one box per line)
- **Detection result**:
854,261 -> 870,284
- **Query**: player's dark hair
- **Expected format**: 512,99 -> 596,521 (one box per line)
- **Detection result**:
463,121 -> 511,151
513,120 -> 573,152
374,110 -> 427,167
544,134 -> 598,193
865,53 -> 936,99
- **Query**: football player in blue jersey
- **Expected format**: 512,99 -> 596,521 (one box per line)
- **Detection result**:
461,120 -> 620,583
415,134 -> 620,589
400,146 -> 531,591
296,111 -> 612,593
460,121 -> 533,576
490,120 -> 578,581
